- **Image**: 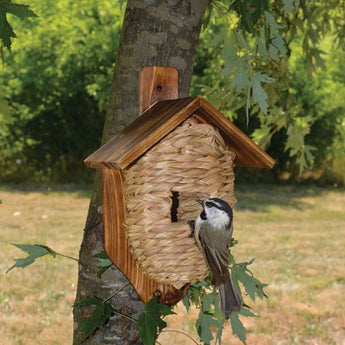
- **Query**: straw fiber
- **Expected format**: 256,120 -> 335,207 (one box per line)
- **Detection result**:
124,117 -> 236,289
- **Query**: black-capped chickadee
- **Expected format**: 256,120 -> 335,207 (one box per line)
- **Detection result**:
188,198 -> 242,317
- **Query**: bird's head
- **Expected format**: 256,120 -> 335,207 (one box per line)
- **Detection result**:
197,198 -> 233,229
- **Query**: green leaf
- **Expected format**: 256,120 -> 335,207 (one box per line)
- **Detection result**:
251,124 -> 272,149
93,251 -> 112,278
73,297 -> 113,343
0,1 -> 37,50
251,72 -> 276,114
0,10 -> 16,50
196,311 -> 218,345
215,317 -> 225,345
269,44 -> 279,62
256,29 -> 268,58
5,3 -> 37,18
282,0 -> 300,12
229,312 -> 247,344
232,260 -> 268,301
232,59 -> 250,91
271,36 -> 287,56
239,307 -> 257,318
138,295 -> 175,345
6,243 -> 56,273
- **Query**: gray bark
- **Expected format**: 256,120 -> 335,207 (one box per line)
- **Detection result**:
73,1 -> 209,344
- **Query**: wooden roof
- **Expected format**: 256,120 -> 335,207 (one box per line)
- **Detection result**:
84,97 -> 275,170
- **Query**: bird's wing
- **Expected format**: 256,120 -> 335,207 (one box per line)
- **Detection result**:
198,223 -> 231,285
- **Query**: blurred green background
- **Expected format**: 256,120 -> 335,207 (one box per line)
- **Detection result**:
0,0 -> 344,186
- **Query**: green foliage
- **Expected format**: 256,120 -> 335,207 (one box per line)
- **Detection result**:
7,240 -> 265,344
0,0 -> 124,182
232,259 -> 268,301
92,251 -> 112,278
192,0 -> 345,182
0,0 -> 37,50
6,243 -> 56,273
1,0 -> 345,183
138,295 -> 175,345
73,297 -> 113,344
182,242 -> 267,345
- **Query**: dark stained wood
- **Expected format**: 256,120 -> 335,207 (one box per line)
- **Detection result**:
84,97 -> 199,169
139,66 -> 179,114
102,168 -> 189,304
85,97 -> 275,170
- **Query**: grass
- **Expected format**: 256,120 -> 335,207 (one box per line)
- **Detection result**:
1,183 -> 345,344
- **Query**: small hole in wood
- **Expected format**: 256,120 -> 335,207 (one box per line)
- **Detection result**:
156,84 -> 163,92
170,191 -> 179,223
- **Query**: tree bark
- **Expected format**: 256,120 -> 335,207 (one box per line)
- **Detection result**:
73,1 -> 210,344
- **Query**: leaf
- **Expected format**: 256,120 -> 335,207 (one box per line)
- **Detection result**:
0,2 -> 37,50
6,243 -> 56,273
0,11 -> 16,51
232,260 -> 268,301
269,44 -> 279,62
239,307 -> 257,318
5,3 -> 37,18
93,251 -> 112,278
215,317 -> 225,345
220,31 -> 239,75
196,311 -> 218,345
251,124 -> 272,149
73,297 -> 113,343
229,312 -> 247,344
282,0 -> 300,12
256,29 -> 268,58
138,295 -> 175,345
251,72 -> 276,114
271,36 -> 287,56
232,59 -> 250,91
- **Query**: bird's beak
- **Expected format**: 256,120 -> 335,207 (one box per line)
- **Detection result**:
197,199 -> 204,206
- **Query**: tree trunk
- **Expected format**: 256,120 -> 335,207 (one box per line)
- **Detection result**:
73,1 -> 209,343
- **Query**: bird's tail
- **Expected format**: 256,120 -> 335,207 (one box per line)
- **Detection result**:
219,271 -> 242,317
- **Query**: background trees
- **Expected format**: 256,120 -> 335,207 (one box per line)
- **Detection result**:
1,0 -> 345,185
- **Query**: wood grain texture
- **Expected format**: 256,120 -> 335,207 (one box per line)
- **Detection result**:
139,66 -> 179,114
85,97 -> 275,170
102,168 -> 189,305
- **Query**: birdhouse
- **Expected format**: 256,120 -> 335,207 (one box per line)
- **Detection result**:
84,67 -> 275,305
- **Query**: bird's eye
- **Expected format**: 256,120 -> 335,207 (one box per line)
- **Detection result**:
205,201 -> 214,208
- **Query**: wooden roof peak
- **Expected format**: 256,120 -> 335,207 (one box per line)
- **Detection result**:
84,96 -> 275,170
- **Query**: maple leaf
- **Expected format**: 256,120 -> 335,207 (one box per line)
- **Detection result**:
138,296 -> 175,345
6,244 -> 56,273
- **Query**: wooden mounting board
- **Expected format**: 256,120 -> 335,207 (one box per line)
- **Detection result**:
139,66 -> 178,114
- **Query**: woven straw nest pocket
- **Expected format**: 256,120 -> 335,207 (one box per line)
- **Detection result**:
124,117 -> 236,289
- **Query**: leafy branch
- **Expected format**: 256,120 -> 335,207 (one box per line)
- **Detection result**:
183,239 -> 267,345
7,241 -> 267,345
0,0 -> 37,51
6,243 -> 79,273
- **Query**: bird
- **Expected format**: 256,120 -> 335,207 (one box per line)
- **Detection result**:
188,198 -> 242,317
